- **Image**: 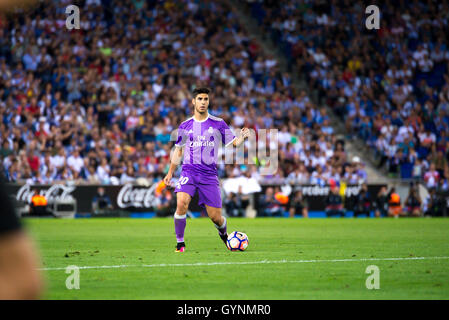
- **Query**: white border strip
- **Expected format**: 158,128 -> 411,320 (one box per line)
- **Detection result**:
39,256 -> 449,271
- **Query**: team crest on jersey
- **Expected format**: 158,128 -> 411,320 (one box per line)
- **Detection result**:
208,126 -> 214,134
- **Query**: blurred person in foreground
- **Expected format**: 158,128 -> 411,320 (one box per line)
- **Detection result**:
0,176 -> 43,299
0,0 -> 35,11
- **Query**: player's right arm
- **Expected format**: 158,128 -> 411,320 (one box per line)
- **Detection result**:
164,124 -> 188,186
163,146 -> 183,187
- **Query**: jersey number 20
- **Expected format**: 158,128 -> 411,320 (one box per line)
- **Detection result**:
175,176 -> 189,189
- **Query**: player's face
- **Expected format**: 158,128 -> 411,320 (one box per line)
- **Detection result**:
192,93 -> 209,114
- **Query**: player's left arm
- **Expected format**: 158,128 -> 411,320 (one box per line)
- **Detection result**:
232,128 -> 250,147
220,120 -> 250,148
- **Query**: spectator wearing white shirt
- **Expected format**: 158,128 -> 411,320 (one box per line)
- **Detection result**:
120,166 -> 136,184
310,166 -> 326,186
327,166 -> 341,183
321,119 -> 334,135
299,149 -> 312,169
39,151 -> 57,177
424,163 -> 440,189
265,55 -> 278,70
152,77 -> 164,97
232,110 -> 246,127
398,119 -> 415,140
344,165 -> 359,184
418,129 -> 436,148
413,44 -> 429,63
67,150 -> 84,174
310,150 -> 327,169
418,56 -> 434,73
401,78 -> 414,96
323,141 -> 334,159
278,126 -> 291,146
96,158 -> 111,184
380,118 -> 395,141
286,168 -> 300,184
50,148 -> 65,169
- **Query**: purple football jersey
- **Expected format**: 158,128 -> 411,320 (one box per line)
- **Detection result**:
175,114 -> 236,177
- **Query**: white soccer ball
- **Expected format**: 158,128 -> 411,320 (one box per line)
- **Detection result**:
226,231 -> 249,251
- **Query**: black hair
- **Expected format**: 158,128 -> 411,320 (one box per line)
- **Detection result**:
192,87 -> 210,98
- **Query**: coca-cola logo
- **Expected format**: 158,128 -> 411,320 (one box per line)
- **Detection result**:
16,184 -> 76,203
117,183 -> 160,208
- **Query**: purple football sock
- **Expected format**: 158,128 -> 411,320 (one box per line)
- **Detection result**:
174,213 -> 186,243
215,217 -> 227,236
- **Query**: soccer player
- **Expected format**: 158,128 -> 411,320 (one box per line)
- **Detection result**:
163,87 -> 250,252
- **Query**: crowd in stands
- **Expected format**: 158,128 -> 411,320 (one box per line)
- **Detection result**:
246,0 -> 449,192
0,0 -> 368,188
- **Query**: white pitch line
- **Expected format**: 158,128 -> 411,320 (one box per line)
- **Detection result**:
39,256 -> 449,271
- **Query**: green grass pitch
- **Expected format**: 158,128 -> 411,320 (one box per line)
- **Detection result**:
24,217 -> 449,300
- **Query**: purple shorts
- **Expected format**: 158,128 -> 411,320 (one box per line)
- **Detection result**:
174,171 -> 222,208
